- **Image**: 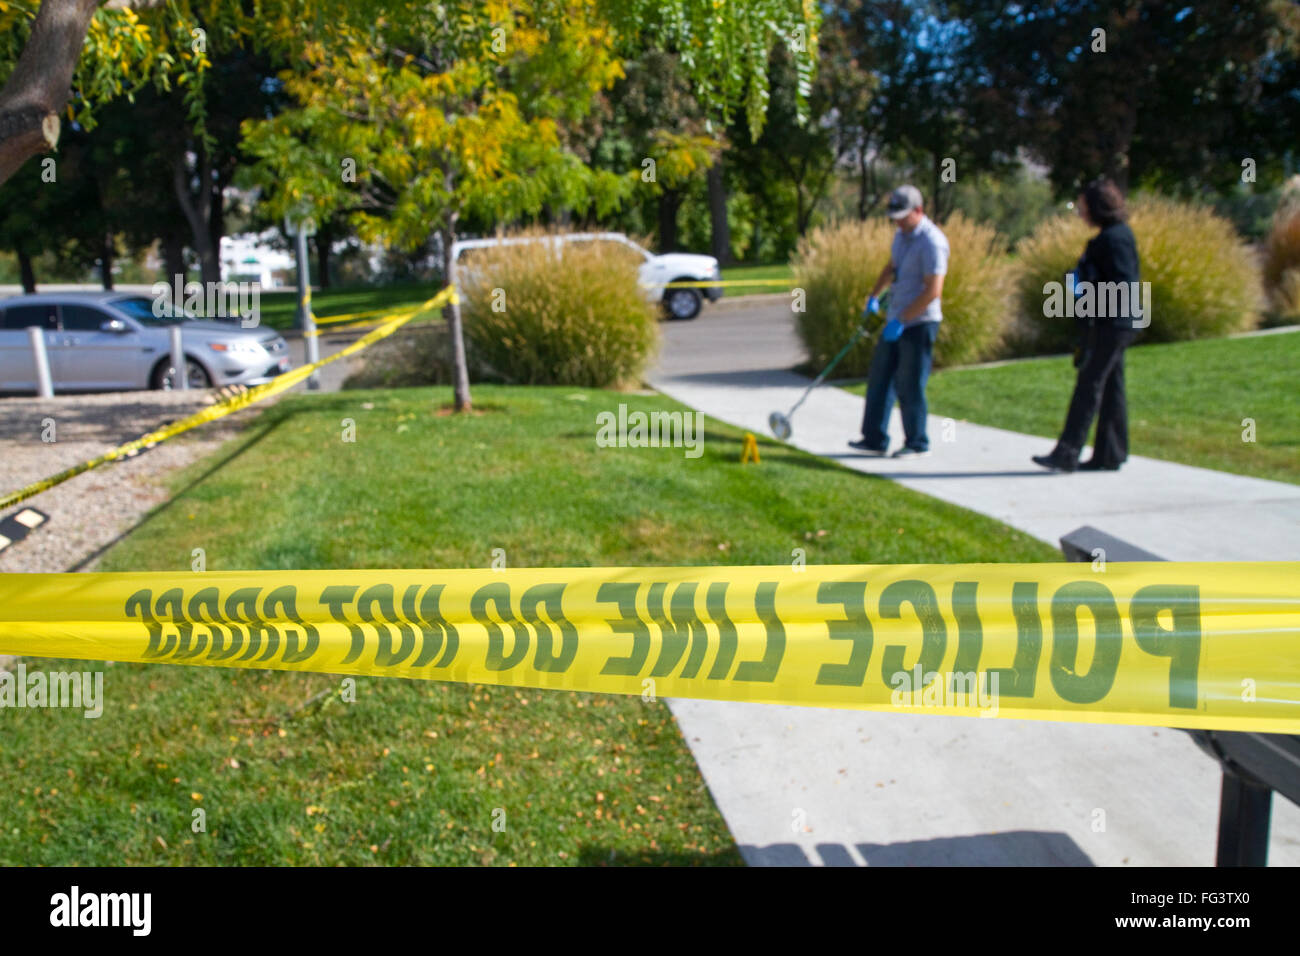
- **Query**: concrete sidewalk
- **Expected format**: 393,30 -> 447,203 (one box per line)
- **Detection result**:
647,315 -> 1300,866
654,366 -> 1300,561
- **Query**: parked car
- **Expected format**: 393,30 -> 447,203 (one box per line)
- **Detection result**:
0,292 -> 292,394
452,232 -> 722,320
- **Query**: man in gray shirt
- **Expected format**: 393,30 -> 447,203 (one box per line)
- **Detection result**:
849,184 -> 949,459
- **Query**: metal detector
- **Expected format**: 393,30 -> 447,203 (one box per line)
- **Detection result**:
769,315 -> 878,441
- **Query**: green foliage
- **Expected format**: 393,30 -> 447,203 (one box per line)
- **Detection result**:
793,214 -> 1012,374
1012,199 -> 1264,355
585,48 -> 718,252
606,0 -> 820,140
241,12 -> 630,251
941,1 -> 1300,196
950,169 -> 1061,250
1263,201 -> 1300,321
240,1 -> 818,252
1212,184 -> 1298,241
461,234 -> 659,386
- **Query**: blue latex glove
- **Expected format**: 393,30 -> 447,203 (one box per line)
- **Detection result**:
864,295 -> 881,316
882,318 -> 904,342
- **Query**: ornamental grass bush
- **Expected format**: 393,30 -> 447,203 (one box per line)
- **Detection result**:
460,232 -> 658,387
1262,201 -> 1300,322
1012,198 -> 1263,355
791,213 -> 1012,374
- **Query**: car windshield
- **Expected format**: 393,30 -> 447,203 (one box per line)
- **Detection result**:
112,296 -> 201,325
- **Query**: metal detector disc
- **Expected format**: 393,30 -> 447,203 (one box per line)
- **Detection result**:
769,411 -> 792,441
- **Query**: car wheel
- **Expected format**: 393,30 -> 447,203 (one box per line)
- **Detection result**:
664,287 -> 702,320
152,357 -> 213,390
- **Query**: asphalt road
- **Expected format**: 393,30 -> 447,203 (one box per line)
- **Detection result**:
650,295 -> 802,379
285,327 -> 370,393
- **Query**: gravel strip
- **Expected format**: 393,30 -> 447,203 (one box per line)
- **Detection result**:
0,390 -> 265,574
0,325 -> 375,578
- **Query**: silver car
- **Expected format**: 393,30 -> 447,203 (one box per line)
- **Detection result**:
0,291 -> 292,393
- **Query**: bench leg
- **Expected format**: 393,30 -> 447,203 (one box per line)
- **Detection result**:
1216,771 -> 1272,866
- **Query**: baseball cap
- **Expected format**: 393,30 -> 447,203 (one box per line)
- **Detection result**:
887,185 -> 923,219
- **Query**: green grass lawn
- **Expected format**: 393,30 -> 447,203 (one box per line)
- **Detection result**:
255,280 -> 447,330
719,263 -> 794,297
846,331 -> 1300,485
2,386 -> 1056,866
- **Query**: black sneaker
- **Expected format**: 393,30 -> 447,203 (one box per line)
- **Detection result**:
891,447 -> 931,459
847,439 -> 888,456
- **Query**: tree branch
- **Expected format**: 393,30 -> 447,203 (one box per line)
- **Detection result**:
0,0 -> 101,186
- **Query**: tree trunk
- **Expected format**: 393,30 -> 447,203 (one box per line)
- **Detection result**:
163,231 -> 186,283
199,243 -> 220,285
314,224 -> 333,290
0,0 -> 100,188
207,169 -> 225,285
931,157 -> 943,224
857,145 -> 878,219
657,189 -> 682,252
16,242 -> 36,293
172,148 -> 221,286
99,230 -> 114,289
440,218 -> 471,412
707,161 -> 731,265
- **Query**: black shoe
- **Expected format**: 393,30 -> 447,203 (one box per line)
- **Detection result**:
1032,453 -> 1077,473
848,439 -> 888,457
1079,459 -> 1121,472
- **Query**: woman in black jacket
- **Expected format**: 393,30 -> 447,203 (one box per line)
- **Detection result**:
1033,177 -> 1142,473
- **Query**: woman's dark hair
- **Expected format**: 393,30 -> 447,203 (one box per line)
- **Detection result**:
1080,177 -> 1127,227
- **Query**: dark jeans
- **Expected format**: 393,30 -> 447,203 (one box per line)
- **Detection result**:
860,320 -> 939,452
1055,324 -> 1136,467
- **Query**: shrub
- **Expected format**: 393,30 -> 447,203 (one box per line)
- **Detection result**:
1012,198 -> 1263,354
1007,214 -> 1091,355
1263,202 -> 1300,322
929,214 -> 1016,366
792,219 -> 893,377
791,213 -> 1012,375
460,232 -> 659,388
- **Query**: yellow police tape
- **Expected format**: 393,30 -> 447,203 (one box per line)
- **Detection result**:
1,562 -> 1296,732
313,304 -> 422,326
304,314 -> 414,337
0,287 -> 456,512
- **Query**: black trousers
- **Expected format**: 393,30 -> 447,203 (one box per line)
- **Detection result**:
1054,324 -> 1136,467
